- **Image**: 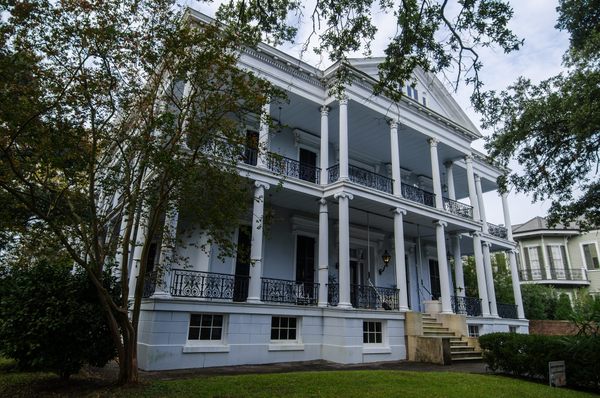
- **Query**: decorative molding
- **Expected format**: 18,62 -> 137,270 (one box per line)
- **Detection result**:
428,137 -> 439,147
434,220 -> 448,228
320,105 -> 330,116
254,181 -> 270,190
334,192 -> 354,201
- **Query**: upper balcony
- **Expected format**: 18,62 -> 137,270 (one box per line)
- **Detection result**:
518,268 -> 590,285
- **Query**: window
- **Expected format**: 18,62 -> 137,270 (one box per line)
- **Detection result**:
363,321 -> 383,344
422,96 -> 427,106
527,247 -> 541,269
582,243 -> 599,269
188,314 -> 223,341
468,325 -> 480,338
271,317 -> 297,340
509,326 -> 518,334
406,85 -> 413,98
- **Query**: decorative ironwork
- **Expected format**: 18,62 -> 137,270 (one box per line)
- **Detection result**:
451,295 -> 483,317
170,269 -> 249,300
266,153 -> 320,184
326,283 -> 398,310
497,303 -> 518,319
261,277 -> 319,305
326,164 -> 393,194
488,223 -> 508,239
242,146 -> 258,166
142,271 -> 157,298
519,268 -> 587,282
401,183 -> 436,207
442,197 -> 473,219
327,165 -> 339,183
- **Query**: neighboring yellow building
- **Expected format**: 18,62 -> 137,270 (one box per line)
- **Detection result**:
512,216 -> 600,300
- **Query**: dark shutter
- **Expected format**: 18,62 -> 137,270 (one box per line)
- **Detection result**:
546,246 -> 555,278
561,246 -> 571,279
523,249 -> 532,280
537,246 -> 547,279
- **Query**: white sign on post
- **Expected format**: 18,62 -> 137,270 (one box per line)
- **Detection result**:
549,360 -> 566,387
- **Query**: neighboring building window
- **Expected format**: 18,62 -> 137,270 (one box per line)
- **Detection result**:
271,317 -> 297,340
363,321 -> 383,344
468,325 -> 480,338
582,243 -> 599,269
188,314 -> 223,341
548,245 -> 565,269
527,247 -> 541,269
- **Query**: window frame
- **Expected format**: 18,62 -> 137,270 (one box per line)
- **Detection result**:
580,242 -> 600,270
468,324 -> 480,338
363,320 -> 384,345
270,316 -> 300,343
187,313 -> 226,344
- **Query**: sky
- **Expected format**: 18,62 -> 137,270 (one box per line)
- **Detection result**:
191,0 -> 571,226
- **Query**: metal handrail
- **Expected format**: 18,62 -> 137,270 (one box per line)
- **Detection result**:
497,302 -> 518,319
401,183 -> 436,208
327,163 -> 393,194
442,197 -> 473,219
170,269 -> 249,300
488,223 -> 508,239
326,283 -> 399,310
451,295 -> 483,317
266,152 -> 321,184
261,277 -> 319,305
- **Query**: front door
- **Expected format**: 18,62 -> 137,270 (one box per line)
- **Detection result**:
234,226 -> 251,301
429,259 -> 441,300
299,148 -> 317,182
295,236 -> 316,302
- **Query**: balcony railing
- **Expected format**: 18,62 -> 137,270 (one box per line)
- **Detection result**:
488,223 -> 508,239
327,164 -> 393,194
497,303 -> 518,319
142,271 -> 158,298
451,295 -> 482,317
519,268 -> 588,282
261,277 -> 319,305
242,146 -> 258,166
327,283 -> 399,310
401,183 -> 436,208
443,197 -> 473,219
170,269 -> 249,300
267,153 -> 320,184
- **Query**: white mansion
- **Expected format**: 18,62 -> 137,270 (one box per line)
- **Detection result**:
133,10 -> 528,371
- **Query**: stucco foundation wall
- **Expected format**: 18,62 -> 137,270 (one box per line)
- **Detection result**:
137,299 -> 406,371
467,317 -> 529,335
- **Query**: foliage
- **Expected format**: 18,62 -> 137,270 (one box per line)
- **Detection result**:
570,293 -> 600,336
520,284 -> 558,320
480,332 -> 600,391
0,262 -> 117,380
555,293 -> 573,320
460,253 -> 514,304
482,0 -> 600,229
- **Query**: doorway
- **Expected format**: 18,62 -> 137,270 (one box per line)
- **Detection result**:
429,259 -> 441,300
233,226 -> 251,301
295,235 -> 316,300
299,148 -> 317,182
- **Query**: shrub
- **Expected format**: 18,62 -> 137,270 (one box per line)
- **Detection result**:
0,262 -> 118,379
555,293 -> 573,320
479,332 -> 600,391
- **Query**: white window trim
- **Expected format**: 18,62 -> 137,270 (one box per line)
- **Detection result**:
580,241 -> 600,270
524,245 -> 542,270
362,320 -> 388,348
269,316 -> 302,347
548,244 -> 565,269
184,313 -> 229,353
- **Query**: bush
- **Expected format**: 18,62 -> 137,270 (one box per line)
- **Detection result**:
0,262 -> 118,379
520,284 -> 558,320
480,332 -> 600,391
555,293 -> 573,320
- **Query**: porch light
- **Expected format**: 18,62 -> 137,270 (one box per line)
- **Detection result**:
378,250 -> 392,275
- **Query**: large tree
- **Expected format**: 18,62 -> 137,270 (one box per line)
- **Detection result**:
1,0 -> 521,385
481,0 -> 600,229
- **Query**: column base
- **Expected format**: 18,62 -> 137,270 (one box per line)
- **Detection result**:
398,306 -> 410,312
151,291 -> 172,299
246,297 -> 262,304
337,302 -> 353,309
318,302 -> 328,308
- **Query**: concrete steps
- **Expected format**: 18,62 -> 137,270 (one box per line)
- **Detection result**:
421,313 -> 483,363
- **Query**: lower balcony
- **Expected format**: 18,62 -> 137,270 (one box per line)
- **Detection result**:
451,295 -> 482,317
497,303 -> 518,319
169,269 -> 250,301
260,277 -> 319,306
327,283 -> 399,310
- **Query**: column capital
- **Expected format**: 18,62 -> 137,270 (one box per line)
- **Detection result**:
334,192 -> 354,201
471,231 -> 482,238
444,160 -> 454,168
474,174 -> 481,183
254,181 -> 270,190
319,198 -> 328,206
450,232 -> 462,240
509,248 -> 519,255
392,207 -> 407,216
320,105 -> 330,116
387,118 -> 398,129
434,220 -> 448,228
464,154 -> 474,164
339,97 -> 349,106
482,241 -> 492,248
428,137 -> 439,147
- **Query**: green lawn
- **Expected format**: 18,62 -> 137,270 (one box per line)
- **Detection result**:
0,364 -> 596,398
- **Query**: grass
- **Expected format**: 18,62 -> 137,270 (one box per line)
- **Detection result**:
0,364 -> 596,398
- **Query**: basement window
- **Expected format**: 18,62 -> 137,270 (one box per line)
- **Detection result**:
271,317 -> 298,341
363,321 -> 383,344
188,314 -> 223,341
468,325 -> 480,338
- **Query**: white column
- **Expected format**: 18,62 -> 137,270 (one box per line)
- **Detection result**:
472,232 -> 491,316
128,206 -> 149,299
247,181 -> 270,303
508,249 -> 526,319
339,97 -> 349,181
428,138 -> 444,209
475,174 -> 488,233
434,220 -> 452,314
335,192 -> 353,308
256,102 -> 271,168
389,119 -> 402,197
393,208 -> 409,310
154,208 -> 179,297
444,161 -> 456,201
464,155 -> 481,221
452,234 -> 465,298
320,106 -> 330,185
501,193 -> 513,241
482,241 -> 498,317
318,199 -> 329,307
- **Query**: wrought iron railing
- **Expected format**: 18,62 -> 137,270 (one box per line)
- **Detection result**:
401,183 -> 436,207
170,269 -> 249,300
142,271 -> 157,298
488,223 -> 508,239
497,303 -> 518,319
242,146 -> 258,166
261,277 -> 319,305
442,197 -> 473,219
451,295 -> 482,317
327,164 -> 393,194
266,153 -> 320,184
519,268 -> 588,282
327,283 -> 398,310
